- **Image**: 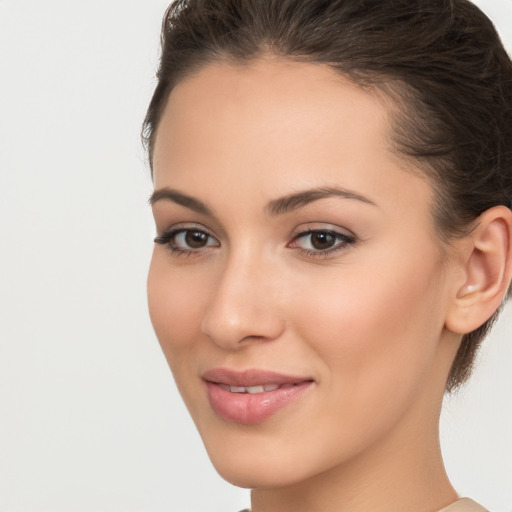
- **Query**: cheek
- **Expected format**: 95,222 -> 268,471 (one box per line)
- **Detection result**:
287,242 -> 447,404
147,251 -> 207,357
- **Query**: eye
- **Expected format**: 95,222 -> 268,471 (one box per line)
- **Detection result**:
289,228 -> 355,257
174,230 -> 217,249
154,227 -> 220,254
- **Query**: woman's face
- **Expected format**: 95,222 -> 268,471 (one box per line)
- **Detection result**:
148,59 -> 461,488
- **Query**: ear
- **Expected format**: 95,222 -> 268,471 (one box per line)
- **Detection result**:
445,206 -> 512,335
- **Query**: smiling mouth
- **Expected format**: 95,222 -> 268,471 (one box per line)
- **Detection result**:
202,368 -> 314,424
216,382 -> 303,393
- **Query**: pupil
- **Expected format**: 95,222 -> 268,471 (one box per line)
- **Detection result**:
185,231 -> 207,248
311,232 -> 335,250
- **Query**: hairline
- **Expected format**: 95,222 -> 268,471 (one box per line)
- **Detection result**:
147,53 -> 466,252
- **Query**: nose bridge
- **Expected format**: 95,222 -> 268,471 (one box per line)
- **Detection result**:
201,243 -> 284,349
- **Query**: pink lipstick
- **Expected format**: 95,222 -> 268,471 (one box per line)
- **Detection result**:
202,368 -> 314,424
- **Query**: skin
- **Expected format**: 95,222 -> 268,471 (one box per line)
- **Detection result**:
147,58 -> 492,512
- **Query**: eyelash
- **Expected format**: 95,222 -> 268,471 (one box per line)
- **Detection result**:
288,229 -> 356,259
154,227 -> 356,258
154,228 -> 219,257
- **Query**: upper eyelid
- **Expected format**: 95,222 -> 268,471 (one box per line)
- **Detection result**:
291,223 -> 356,238
155,222 -> 356,246
167,227 -> 220,242
155,217 -> 229,241
157,223 -> 219,238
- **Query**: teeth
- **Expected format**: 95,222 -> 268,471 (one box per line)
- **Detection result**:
246,385 -> 265,393
230,386 -> 247,393
217,383 -> 283,393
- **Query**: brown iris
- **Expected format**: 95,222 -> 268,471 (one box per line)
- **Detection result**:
185,230 -> 209,248
310,231 -> 337,250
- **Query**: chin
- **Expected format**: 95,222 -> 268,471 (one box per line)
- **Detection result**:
201,437 -> 284,488
200,428 -> 335,490
211,456 -> 304,489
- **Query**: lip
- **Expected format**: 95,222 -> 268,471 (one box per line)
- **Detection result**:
202,368 -> 314,425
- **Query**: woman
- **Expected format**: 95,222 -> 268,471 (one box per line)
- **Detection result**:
143,1 -> 512,511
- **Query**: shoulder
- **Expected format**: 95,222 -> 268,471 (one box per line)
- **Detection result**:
439,498 -> 489,512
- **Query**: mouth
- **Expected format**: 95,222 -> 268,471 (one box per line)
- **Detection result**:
216,383 -> 298,393
202,368 -> 314,424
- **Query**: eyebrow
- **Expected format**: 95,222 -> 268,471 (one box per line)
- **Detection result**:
149,187 -> 212,215
265,186 -> 377,216
149,185 -> 376,216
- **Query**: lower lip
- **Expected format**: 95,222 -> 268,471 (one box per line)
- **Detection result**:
205,381 -> 313,425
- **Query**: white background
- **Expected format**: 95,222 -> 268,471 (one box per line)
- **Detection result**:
0,1 -> 511,511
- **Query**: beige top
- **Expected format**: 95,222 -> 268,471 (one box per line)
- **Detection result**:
440,498 -> 489,512
239,497 -> 488,512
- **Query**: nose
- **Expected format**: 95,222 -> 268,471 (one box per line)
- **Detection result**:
201,250 -> 285,350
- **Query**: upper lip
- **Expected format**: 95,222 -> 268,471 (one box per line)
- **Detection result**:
202,367 -> 313,387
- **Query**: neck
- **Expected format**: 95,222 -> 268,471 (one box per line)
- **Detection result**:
251,392 -> 457,512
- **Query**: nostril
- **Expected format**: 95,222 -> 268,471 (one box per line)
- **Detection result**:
201,309 -> 285,349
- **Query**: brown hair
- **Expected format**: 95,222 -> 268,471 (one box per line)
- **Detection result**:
142,0 -> 512,392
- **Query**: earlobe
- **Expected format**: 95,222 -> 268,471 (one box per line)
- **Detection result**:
446,206 -> 512,335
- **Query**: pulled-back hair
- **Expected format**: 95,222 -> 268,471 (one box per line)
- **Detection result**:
142,0 -> 512,392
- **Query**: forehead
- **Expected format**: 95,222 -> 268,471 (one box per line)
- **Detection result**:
152,58 -> 433,222
153,58 -> 391,172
